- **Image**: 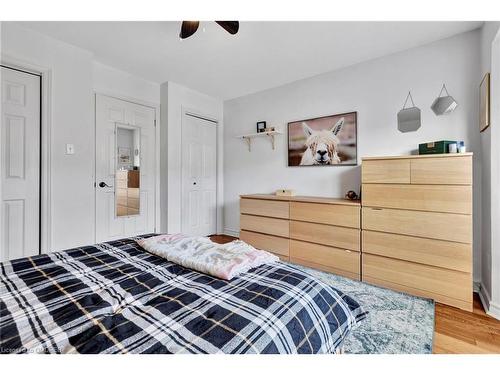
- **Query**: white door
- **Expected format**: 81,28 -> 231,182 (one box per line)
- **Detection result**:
0,67 -> 41,261
181,113 -> 217,236
95,94 -> 156,242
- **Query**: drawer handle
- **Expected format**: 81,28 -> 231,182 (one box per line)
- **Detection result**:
370,208 -> 383,211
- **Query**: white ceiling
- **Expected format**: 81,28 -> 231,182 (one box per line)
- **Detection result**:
20,21 -> 482,100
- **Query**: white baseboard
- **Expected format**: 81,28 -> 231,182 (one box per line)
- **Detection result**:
478,283 -> 490,311
223,228 -> 240,238
473,281 -> 481,293
489,301 -> 500,320
478,283 -> 500,321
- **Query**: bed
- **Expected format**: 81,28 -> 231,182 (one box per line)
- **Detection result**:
0,235 -> 366,354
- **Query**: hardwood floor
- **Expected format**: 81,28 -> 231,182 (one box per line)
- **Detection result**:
209,234 -> 500,354
434,294 -> 500,353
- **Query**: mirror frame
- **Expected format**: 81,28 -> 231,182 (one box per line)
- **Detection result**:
114,122 -> 141,218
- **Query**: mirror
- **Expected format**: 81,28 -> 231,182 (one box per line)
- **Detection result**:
397,107 -> 421,133
398,91 -> 421,133
115,124 -> 140,217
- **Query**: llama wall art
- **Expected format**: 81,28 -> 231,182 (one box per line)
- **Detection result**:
288,112 -> 357,166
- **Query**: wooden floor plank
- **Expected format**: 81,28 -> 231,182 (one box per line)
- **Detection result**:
434,332 -> 492,354
210,234 -> 500,354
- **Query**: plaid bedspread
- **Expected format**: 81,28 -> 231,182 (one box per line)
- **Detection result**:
0,235 -> 366,354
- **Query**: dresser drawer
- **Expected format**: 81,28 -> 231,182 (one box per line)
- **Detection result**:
362,207 -> 471,244
362,230 -> 472,272
290,240 -> 360,279
240,214 -> 289,238
362,184 -> 472,214
240,230 -> 289,256
240,198 -> 289,219
362,159 -> 410,184
362,254 -> 472,307
290,221 -> 360,251
410,156 -> 472,185
290,202 -> 360,228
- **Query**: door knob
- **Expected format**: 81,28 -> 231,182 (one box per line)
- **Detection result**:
99,182 -> 111,188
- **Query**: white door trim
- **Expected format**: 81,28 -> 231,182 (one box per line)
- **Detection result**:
93,90 -> 160,235
1,53 -> 52,254
180,107 -> 223,235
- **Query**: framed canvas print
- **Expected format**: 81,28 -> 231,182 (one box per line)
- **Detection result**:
480,73 -> 490,132
288,112 -> 357,166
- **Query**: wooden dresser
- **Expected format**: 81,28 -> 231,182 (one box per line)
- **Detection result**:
361,153 -> 473,311
240,194 -> 361,280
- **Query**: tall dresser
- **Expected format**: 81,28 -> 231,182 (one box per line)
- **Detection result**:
240,195 -> 361,280
361,153 -> 473,311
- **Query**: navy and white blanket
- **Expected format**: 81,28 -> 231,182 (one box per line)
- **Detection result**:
0,235 -> 366,354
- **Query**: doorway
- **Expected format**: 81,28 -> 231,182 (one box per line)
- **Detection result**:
0,65 -> 41,261
181,112 -> 218,236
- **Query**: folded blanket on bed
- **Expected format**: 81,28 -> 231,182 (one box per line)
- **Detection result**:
136,234 -> 278,280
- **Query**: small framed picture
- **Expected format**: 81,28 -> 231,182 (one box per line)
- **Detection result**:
480,73 -> 490,132
256,121 -> 267,133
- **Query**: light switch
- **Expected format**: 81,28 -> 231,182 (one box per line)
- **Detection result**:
66,143 -> 75,155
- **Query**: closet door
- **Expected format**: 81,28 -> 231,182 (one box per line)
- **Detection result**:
1,67 -> 41,261
181,113 -> 217,236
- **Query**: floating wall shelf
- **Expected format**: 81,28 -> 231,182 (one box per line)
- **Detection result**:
236,130 -> 283,151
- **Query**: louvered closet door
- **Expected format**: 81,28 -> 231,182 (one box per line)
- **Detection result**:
0,67 -> 41,261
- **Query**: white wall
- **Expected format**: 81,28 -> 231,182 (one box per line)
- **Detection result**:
1,22 -> 95,251
224,30 -> 483,280
480,22 -> 500,319
160,81 -> 224,234
479,22 -> 500,314
1,23 -> 161,251
92,61 -> 160,105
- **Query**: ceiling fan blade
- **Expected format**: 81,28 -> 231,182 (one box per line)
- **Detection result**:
180,21 -> 200,39
215,21 -> 239,35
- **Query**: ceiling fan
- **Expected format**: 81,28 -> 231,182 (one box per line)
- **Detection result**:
179,21 -> 239,39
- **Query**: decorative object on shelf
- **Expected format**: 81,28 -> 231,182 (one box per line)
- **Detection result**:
288,112 -> 357,166
237,130 -> 283,152
345,190 -> 358,200
419,140 -> 457,155
448,143 -> 458,153
398,91 -> 421,133
256,121 -> 267,133
458,141 -> 466,153
431,84 -> 458,116
275,189 -> 295,196
480,73 -> 490,132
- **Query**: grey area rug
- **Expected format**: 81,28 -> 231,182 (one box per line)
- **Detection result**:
292,264 -> 435,354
